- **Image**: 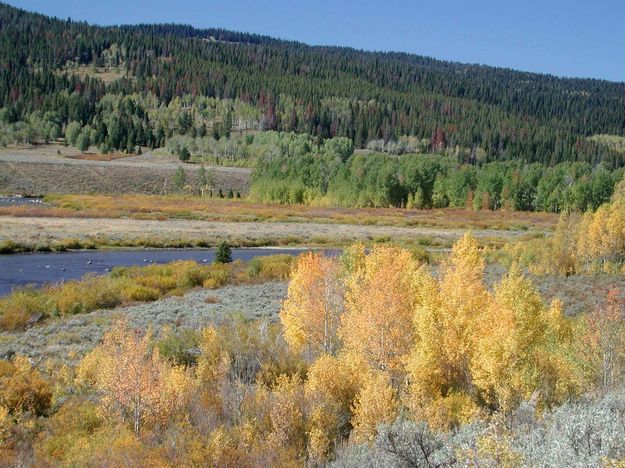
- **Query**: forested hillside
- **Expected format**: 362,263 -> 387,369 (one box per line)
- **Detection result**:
2,2 -> 625,166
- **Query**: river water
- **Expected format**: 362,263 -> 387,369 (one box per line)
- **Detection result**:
0,248 -> 332,296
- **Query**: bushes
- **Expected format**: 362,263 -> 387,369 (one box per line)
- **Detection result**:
0,357 -> 52,417
0,255 -> 296,331
53,276 -> 123,315
246,254 -> 293,280
121,285 -> 160,302
202,267 -> 230,289
156,328 -> 202,366
0,288 -> 48,330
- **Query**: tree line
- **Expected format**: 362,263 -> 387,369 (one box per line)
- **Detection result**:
250,134 -> 624,212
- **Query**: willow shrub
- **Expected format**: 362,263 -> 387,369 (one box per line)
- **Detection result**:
0,256 -> 296,331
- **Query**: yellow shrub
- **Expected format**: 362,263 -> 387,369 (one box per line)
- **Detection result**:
0,356 -> 52,416
0,288 -> 47,330
247,254 -> 294,281
35,398 -> 103,464
135,274 -> 178,293
51,276 -> 122,315
202,268 -> 230,289
424,392 -> 481,431
121,284 -> 161,302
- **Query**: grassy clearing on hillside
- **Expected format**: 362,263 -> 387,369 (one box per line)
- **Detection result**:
0,255 -> 294,331
590,134 -> 625,153
67,65 -> 127,84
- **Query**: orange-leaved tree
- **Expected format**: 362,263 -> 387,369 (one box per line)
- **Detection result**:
83,320 -> 191,435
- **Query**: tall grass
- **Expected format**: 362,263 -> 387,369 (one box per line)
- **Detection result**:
0,256 -> 295,331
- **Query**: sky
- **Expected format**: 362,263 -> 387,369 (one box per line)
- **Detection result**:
7,0 -> 625,82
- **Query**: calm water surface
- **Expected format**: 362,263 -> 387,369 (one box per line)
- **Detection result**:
0,248 -> 336,296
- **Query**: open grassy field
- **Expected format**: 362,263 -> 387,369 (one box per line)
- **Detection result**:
0,145 -> 250,195
0,193 -> 557,230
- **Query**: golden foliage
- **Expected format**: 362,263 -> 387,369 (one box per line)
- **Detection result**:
408,234 -> 488,419
304,353 -> 365,463
87,320 -> 192,435
341,244 -> 421,373
581,290 -> 625,390
409,234 -> 580,428
350,370 -> 398,443
267,374 -> 306,455
472,265 -> 573,413
0,355 -> 52,417
281,253 -> 344,358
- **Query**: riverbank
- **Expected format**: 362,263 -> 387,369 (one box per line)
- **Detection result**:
0,214 -> 545,256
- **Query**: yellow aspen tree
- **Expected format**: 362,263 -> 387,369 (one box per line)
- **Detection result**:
304,353 -> 365,463
550,212 -> 578,275
340,244 -> 421,374
280,253 -> 344,359
350,370 -> 398,443
539,299 -> 580,407
586,206 -> 611,267
267,374 -> 306,457
605,199 -> 625,264
575,211 -> 594,268
340,241 -> 366,276
408,233 -> 488,428
472,264 -> 552,413
581,290 -> 625,391
90,320 -> 190,435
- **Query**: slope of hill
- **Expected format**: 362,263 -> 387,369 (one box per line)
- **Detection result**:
1,2 -> 625,166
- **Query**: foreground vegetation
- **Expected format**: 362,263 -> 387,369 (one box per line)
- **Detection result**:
1,235 -> 624,465
0,255 -> 293,331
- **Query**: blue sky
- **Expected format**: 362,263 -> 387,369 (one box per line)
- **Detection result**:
7,0 -> 625,82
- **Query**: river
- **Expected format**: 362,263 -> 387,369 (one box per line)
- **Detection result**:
0,248 -> 332,296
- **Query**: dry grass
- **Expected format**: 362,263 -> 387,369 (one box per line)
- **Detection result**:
0,161 -> 249,196
0,193 -> 558,231
65,152 -> 133,162
67,65 -> 127,84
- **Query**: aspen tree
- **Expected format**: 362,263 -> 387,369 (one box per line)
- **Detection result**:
341,245 -> 420,374
281,253 -> 344,359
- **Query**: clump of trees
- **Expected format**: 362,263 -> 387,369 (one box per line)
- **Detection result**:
251,138 -> 624,212
1,236 -> 625,464
506,178 -> 625,274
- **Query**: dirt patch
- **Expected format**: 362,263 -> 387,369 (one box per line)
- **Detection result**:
65,152 -> 134,162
